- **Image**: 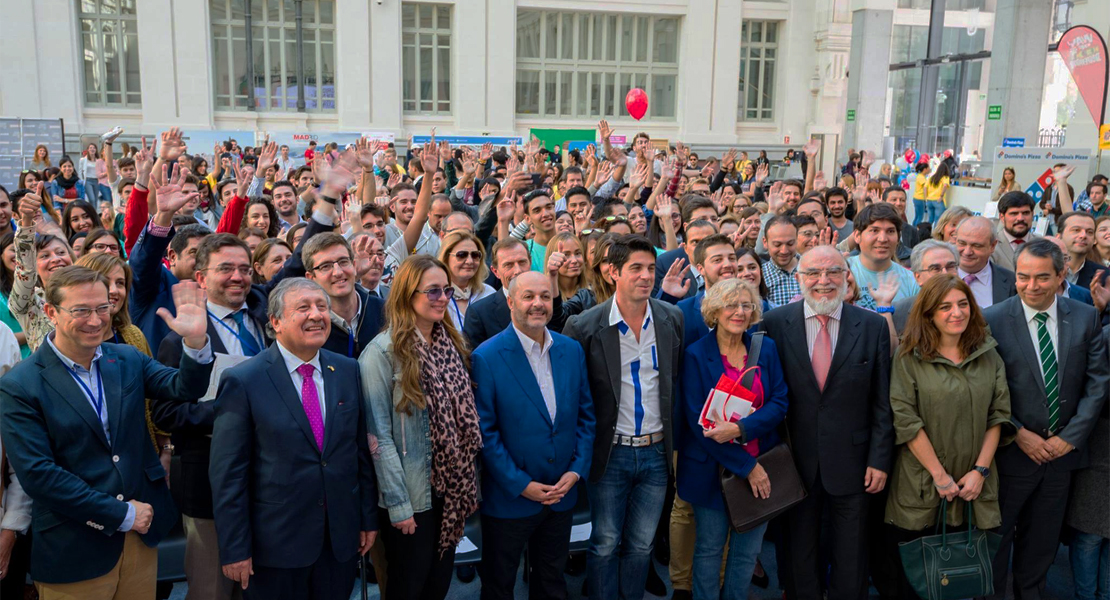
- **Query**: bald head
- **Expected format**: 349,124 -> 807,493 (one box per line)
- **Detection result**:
507,271 -> 553,337
954,216 -> 998,274
1044,235 -> 1068,255
798,245 -> 847,271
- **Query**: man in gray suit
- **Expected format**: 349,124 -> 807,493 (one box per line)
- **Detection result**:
955,217 -> 1017,309
983,239 -> 1109,600
562,235 -> 683,600
991,191 -> 1040,272
891,240 -> 959,335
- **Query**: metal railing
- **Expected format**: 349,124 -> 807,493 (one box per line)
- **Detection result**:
1038,128 -> 1067,148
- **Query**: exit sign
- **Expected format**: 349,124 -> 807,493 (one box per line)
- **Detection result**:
988,105 -> 1002,120
846,109 -> 856,122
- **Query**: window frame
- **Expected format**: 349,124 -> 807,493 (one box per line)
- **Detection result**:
738,20 -> 780,123
78,0 -> 142,108
209,0 -> 336,113
515,10 -> 680,120
402,3 -> 453,115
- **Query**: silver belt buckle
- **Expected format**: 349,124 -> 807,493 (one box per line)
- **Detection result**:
631,435 -> 650,447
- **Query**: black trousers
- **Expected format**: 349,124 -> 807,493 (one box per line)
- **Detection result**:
990,463 -> 1072,600
0,531 -> 31,600
781,476 -> 869,600
479,507 -> 574,600
380,496 -> 456,600
244,527 -> 357,600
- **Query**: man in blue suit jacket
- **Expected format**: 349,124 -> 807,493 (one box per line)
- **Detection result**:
472,271 -> 595,600
0,267 -> 213,597
209,278 -> 378,600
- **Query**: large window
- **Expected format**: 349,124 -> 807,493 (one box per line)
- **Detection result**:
515,11 -> 679,119
738,21 -> 779,122
79,0 -> 141,107
210,0 -> 336,112
402,4 -> 452,115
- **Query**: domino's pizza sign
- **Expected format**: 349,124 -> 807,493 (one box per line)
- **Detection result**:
992,147 -> 1093,204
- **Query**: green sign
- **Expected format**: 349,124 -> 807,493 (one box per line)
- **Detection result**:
846,109 -> 856,122
988,105 -> 1002,120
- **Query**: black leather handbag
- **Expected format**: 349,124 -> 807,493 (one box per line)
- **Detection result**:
719,332 -> 808,533
898,499 -> 1002,600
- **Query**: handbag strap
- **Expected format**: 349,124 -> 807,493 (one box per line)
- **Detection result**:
739,331 -> 764,390
935,498 -> 980,552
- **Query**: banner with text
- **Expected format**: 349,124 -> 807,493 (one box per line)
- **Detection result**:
1058,25 -> 1109,127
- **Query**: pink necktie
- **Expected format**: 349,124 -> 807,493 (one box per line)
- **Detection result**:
297,364 -> 324,451
812,315 -> 832,391
964,274 -> 977,285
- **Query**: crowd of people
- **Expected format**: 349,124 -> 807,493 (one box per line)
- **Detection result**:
0,120 -> 1106,600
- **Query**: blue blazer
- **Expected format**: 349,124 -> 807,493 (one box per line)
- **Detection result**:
209,344 -> 378,569
0,341 -> 212,584
472,327 -> 596,519
677,330 -> 789,512
127,225 -> 179,353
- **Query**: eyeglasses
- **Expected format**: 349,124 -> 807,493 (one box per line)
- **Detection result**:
311,257 -> 353,274
798,267 -> 847,280
89,242 -> 120,253
365,251 -> 386,259
56,303 -> 112,319
453,250 -> 482,261
723,302 -> 757,313
919,262 -> 959,274
415,286 -> 455,302
206,264 -> 253,277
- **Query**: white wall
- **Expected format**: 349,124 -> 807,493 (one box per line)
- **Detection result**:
0,0 -> 873,156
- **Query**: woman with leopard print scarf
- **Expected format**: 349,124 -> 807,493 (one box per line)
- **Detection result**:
360,255 -> 482,600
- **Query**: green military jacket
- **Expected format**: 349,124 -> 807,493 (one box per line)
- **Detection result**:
885,335 -> 1015,531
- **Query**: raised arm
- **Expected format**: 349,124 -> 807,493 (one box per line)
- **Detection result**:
403,140 -> 439,255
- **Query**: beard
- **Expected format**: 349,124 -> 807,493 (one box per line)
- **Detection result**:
802,279 -> 849,315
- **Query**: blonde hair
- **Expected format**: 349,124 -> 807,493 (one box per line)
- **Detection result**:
437,231 -> 489,296
385,255 -> 470,415
545,232 -> 592,298
701,278 -> 762,329
932,206 -> 974,241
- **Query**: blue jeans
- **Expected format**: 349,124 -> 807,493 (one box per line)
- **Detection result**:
691,505 -> 767,600
912,198 -> 927,226
926,200 -> 946,226
1071,531 -> 1110,600
587,442 -> 669,600
84,178 -> 101,203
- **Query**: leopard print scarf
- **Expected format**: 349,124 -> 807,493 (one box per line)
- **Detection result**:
416,323 -> 482,557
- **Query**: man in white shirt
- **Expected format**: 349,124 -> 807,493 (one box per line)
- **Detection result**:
471,271 -> 595,600
276,145 -> 297,174
562,236 -> 684,600
955,216 -> 1016,308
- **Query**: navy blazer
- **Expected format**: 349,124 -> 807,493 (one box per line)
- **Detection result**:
323,285 -> 385,359
677,331 -> 788,512
472,327 -> 596,519
463,289 -> 567,349
653,247 -> 698,300
127,225 -> 179,353
209,344 -> 378,569
0,341 -> 212,584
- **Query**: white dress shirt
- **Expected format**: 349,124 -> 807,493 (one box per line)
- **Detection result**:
609,300 -> 662,437
276,341 -> 326,423
207,301 -> 264,356
803,301 -> 843,357
1022,297 -> 1059,382
512,324 -> 557,421
958,263 -> 994,308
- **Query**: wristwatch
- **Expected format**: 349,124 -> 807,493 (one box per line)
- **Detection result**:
161,444 -> 175,455
974,465 -> 990,478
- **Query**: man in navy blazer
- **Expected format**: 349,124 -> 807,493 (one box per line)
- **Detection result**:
0,267 -> 213,597
464,237 -> 566,348
472,271 -> 595,599
209,278 -> 378,599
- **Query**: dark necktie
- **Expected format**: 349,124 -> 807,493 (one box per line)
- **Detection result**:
230,310 -> 260,357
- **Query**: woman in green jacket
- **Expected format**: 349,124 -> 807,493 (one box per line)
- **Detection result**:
885,275 -> 1014,598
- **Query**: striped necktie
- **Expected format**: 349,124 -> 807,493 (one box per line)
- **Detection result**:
1033,312 -> 1060,433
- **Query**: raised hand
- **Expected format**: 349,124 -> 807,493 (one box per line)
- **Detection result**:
700,162 -> 714,179
546,251 -> 567,277
584,144 -> 598,166
320,151 -> 360,198
814,170 -> 828,190
768,181 -> 784,212
655,194 -> 675,222
803,138 -> 821,159
506,153 -> 521,174
234,164 -> 255,199
351,234 -> 381,278
868,271 -> 901,308
629,162 -> 649,189
862,150 -> 876,168
596,161 -> 614,185
479,142 -> 493,163
156,163 -> 201,215
722,148 -> 737,171
255,140 -> 278,173
817,227 -> 840,248
597,119 -> 614,143
461,148 -> 478,177
18,185 -> 42,227
1053,165 -> 1075,182
355,137 -> 380,169
158,127 -> 187,162
754,163 -> 770,186
135,136 -> 155,184
419,140 -> 440,175
661,257 -> 692,298
675,141 -> 689,164
496,197 -> 516,223
157,281 -> 208,349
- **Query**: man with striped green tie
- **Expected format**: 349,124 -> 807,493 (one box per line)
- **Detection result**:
983,238 -> 1109,600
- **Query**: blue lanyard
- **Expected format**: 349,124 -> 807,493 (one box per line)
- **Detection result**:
111,329 -> 120,345
449,297 -> 464,329
65,361 -> 105,424
208,310 -> 261,353
347,330 -> 355,358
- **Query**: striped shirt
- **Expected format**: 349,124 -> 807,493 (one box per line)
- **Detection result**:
803,301 -> 843,357
609,300 -> 661,437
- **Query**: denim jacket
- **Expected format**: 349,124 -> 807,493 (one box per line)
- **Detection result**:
359,329 -> 434,524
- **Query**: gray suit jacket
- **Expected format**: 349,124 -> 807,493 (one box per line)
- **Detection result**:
990,230 -> 1041,272
988,262 -> 1018,307
562,298 -> 684,482
892,296 -> 915,337
983,295 -> 1110,475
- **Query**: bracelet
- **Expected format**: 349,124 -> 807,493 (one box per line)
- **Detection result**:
934,476 -> 955,490
320,194 -> 340,205
161,444 -> 174,454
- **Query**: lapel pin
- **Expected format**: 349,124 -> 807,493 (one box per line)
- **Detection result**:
327,365 -> 335,372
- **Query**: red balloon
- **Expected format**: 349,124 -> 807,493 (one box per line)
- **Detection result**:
918,153 -> 931,164
903,148 -> 916,163
626,88 -> 648,121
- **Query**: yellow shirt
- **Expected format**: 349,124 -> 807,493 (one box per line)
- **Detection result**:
925,176 -> 949,203
913,174 -> 928,200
